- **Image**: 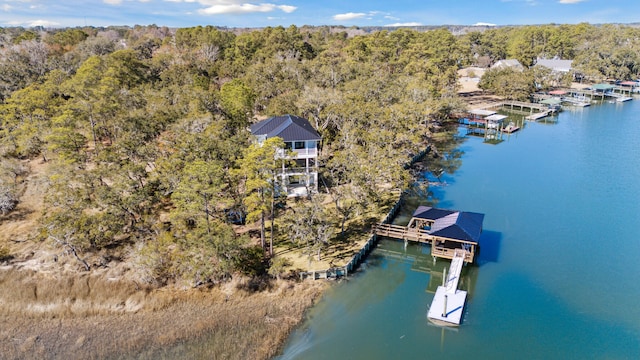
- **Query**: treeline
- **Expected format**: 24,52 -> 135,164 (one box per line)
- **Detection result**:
468,24 -> 640,99
1,23 -> 638,285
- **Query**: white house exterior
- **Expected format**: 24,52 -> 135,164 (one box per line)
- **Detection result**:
250,114 -> 321,197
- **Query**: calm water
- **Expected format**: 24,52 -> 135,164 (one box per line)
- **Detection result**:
278,100 -> 640,359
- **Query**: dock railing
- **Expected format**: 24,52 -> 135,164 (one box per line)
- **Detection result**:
431,246 -> 474,263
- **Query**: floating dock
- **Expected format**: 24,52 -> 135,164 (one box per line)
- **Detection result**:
525,110 -> 553,120
373,206 -> 484,327
427,249 -> 468,326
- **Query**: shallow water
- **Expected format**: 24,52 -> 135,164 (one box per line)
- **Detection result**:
278,100 -> 640,359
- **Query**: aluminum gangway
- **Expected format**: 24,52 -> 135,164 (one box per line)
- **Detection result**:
427,249 -> 468,326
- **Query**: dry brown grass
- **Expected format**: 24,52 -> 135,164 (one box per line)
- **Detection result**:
0,152 -> 392,359
272,191 -> 399,272
0,268 -> 327,359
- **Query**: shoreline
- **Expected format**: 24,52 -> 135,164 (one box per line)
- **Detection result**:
0,268 -> 326,359
0,83 -> 495,360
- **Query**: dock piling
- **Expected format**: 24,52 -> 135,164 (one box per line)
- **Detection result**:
442,295 -> 448,318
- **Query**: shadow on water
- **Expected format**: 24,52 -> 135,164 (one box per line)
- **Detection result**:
476,230 -> 502,265
375,239 -> 479,299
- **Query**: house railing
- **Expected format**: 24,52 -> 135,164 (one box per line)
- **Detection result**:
276,148 -> 318,158
280,167 -> 315,175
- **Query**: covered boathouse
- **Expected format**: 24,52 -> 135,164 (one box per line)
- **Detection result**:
407,206 -> 484,263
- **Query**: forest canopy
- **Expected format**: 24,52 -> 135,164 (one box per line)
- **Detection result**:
1,23 -> 639,285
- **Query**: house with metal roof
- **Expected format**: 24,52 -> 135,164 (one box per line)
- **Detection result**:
250,114 -> 321,197
534,59 -> 573,73
491,59 -> 524,71
408,206 -> 484,263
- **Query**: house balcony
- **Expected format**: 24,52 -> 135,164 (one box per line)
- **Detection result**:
276,148 -> 318,159
280,167 -> 316,175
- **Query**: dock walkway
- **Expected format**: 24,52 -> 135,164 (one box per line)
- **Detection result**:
427,249 -> 468,326
372,223 -> 432,243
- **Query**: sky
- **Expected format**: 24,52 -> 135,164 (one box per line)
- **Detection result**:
0,0 -> 638,29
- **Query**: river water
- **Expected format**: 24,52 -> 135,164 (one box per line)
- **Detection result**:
278,100 -> 640,359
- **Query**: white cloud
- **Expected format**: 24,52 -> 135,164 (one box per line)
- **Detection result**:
2,4 -> 12,12
167,1 -> 296,15
474,22 -> 497,26
384,22 -> 422,27
278,5 -> 296,13
103,0 -> 123,4
559,0 -> 585,3
198,3 -> 296,15
28,19 -> 61,27
333,12 -> 367,21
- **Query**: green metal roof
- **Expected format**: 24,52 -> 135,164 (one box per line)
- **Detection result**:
540,98 -> 562,105
592,83 -> 615,91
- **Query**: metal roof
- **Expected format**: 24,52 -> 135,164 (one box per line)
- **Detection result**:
412,206 -> 455,220
469,109 -> 496,117
592,83 -> 616,91
485,114 -> 508,121
250,114 -> 321,142
491,59 -> 524,71
540,98 -> 562,105
535,59 -> 573,72
412,206 -> 485,243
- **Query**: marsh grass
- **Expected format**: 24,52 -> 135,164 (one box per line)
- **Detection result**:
0,269 -> 326,359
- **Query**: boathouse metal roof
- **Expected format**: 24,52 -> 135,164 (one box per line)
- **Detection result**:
412,206 -> 485,243
250,114 -> 321,142
413,206 -> 455,220
540,98 -> 562,105
485,114 -> 508,122
469,109 -> 496,117
592,83 -> 616,91
620,81 -> 638,86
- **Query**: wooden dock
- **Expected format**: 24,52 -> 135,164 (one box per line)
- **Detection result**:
427,249 -> 468,326
373,223 -> 432,243
372,223 -> 476,263
475,101 -> 557,121
525,110 -> 552,120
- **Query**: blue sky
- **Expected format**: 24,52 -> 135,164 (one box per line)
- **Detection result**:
0,0 -> 638,29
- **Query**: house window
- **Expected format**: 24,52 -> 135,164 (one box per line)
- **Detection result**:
284,142 -> 292,150
294,141 -> 305,149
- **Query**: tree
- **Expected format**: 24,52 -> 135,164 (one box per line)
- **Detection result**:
218,79 -> 255,134
479,67 -> 534,101
238,136 -> 288,255
281,195 -> 334,262
170,160 -> 229,234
